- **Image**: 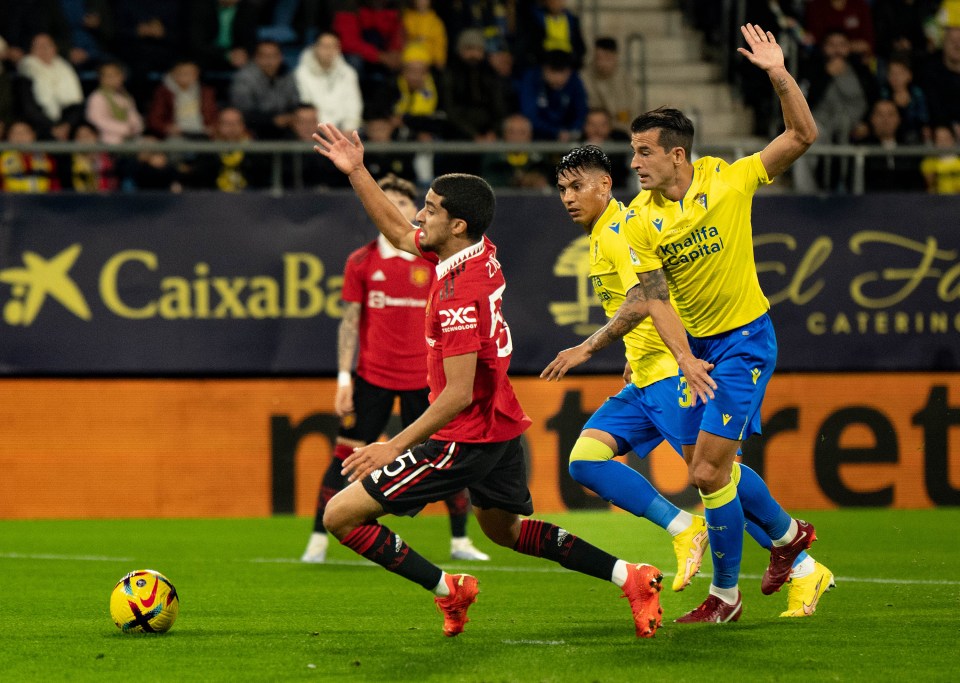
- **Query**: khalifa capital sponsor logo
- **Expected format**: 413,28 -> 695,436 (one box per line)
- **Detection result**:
0,244 -> 91,326
657,226 -> 725,267
0,244 -> 343,325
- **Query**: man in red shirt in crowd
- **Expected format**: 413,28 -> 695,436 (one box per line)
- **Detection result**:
312,122 -> 665,639
301,174 -> 489,564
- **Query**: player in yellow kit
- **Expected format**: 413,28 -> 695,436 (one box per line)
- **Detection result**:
544,144 -> 832,617
624,24 -> 834,622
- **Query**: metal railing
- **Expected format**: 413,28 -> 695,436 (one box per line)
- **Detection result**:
1,139 -> 957,196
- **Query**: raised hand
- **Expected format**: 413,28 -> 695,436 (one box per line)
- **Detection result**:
737,23 -> 785,73
312,122 -> 365,176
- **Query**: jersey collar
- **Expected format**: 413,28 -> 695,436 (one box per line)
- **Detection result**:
377,234 -> 417,261
592,198 -> 625,235
435,238 -> 486,278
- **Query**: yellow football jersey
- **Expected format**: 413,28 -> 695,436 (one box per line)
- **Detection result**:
626,153 -> 772,337
589,199 -> 678,389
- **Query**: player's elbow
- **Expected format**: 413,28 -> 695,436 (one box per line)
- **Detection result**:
792,121 -> 818,148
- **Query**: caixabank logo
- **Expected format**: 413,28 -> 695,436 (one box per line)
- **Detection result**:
0,244 -> 345,325
0,244 -> 91,325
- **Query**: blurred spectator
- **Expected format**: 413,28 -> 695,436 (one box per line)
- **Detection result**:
872,0 -> 939,63
402,0 -> 447,69
879,57 -> 931,143
441,28 -> 506,142
0,37 -> 13,131
112,2 -> 182,104
230,40 -> 300,140
435,1 -> 516,57
182,107 -> 270,191
804,0 -> 876,59
147,61 -> 219,140
332,0 -> 404,108
796,30 -> 878,190
360,113 -> 417,182
131,134 -> 183,192
580,107 -> 630,190
16,33 -> 84,140
184,0 -> 259,73
393,42 -> 443,138
520,0 -> 586,70
2,0 -> 72,63
481,112 -> 551,189
921,125 -> 960,191
85,61 -> 144,144
295,32 -> 364,132
0,120 -> 60,192
860,99 -> 926,191
284,103 -> 350,188
58,0 -> 115,70
65,120 -> 118,192
581,36 -> 639,136
806,30 -> 878,142
517,49 -> 587,141
923,24 -> 960,133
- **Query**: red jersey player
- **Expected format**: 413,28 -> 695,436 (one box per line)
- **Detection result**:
311,121 -> 664,639
301,174 -> 488,564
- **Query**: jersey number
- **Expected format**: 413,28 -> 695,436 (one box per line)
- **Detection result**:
488,284 -> 513,358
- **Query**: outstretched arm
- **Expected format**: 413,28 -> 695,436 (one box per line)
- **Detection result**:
738,23 -> 818,179
313,122 -> 419,255
341,352 -> 476,482
540,284 -> 649,381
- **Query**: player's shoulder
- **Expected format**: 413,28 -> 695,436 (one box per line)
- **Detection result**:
345,241 -> 378,268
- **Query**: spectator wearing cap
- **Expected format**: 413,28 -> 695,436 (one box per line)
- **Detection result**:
517,49 -> 587,141
393,42 -> 442,138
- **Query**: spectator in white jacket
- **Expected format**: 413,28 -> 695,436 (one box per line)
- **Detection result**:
16,33 -> 84,140
294,32 -> 363,132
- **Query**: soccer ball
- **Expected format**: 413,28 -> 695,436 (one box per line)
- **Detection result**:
110,569 -> 179,633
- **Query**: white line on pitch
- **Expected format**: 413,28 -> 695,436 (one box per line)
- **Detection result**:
6,552 -> 959,587
0,552 -> 133,562
255,557 -> 960,586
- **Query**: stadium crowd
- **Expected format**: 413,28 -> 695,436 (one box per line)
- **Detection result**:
0,0 -> 958,194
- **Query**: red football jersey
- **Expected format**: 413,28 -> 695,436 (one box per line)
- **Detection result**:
415,233 -> 531,443
341,236 -> 435,390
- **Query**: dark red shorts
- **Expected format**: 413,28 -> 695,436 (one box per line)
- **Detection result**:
361,436 -> 534,517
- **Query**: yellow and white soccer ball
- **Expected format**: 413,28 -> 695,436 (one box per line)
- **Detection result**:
110,569 -> 179,633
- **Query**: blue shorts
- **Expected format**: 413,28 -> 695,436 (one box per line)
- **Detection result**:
582,377 -> 683,457
678,313 -> 777,445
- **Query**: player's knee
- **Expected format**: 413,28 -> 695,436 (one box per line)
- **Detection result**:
476,512 -> 521,547
322,492 -> 358,540
568,459 -> 603,489
690,460 -> 729,493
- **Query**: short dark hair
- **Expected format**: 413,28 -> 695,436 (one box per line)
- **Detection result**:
594,36 -> 618,52
630,107 -> 695,159
378,173 -> 417,203
555,145 -> 612,180
430,173 -> 495,240
543,49 -> 574,71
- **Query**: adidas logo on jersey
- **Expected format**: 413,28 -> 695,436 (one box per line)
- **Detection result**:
371,270 -> 387,281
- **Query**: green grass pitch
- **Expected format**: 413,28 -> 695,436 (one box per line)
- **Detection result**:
1,509 -> 957,682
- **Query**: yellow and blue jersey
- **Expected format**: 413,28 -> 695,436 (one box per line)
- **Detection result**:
626,153 -> 772,337
589,198 -> 678,389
